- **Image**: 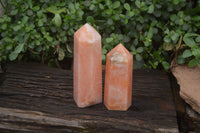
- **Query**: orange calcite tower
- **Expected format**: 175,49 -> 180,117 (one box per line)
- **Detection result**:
104,43 -> 133,111
74,23 -> 102,108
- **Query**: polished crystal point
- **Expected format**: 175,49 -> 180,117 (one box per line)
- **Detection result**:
104,43 -> 133,111
73,23 -> 102,108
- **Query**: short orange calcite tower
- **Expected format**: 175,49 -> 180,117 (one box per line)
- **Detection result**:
104,43 -> 133,111
73,23 -> 102,108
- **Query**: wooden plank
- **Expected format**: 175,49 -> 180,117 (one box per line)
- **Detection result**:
0,63 -> 178,132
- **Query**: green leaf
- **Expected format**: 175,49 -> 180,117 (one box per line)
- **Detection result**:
195,35 -> 200,42
151,20 -> 158,27
107,18 -> 113,25
9,43 -> 25,61
75,3 -> 80,9
106,0 -> 112,6
6,44 -> 13,50
163,42 -> 174,51
188,59 -> 198,67
118,35 -> 124,41
183,33 -> 198,47
119,14 -> 126,19
86,16 -> 95,23
99,4 -> 104,10
66,44 -> 72,53
130,45 -> 135,51
164,29 -> 169,35
170,14 -> 176,21
89,4 -> 95,10
13,25 -> 21,31
52,14 -> 62,27
124,36 -> 130,42
1,23 -> 7,30
57,8 -> 66,14
148,4 -> 154,14
32,6 -> 40,11
0,18 -> 4,23
171,33 -> 179,42
112,1 -> 120,9
177,11 -> 184,18
128,11 -> 134,17
38,19 -> 43,27
10,10 -> 18,15
15,43 -> 24,54
144,41 -> 151,47
162,61 -> 170,70
147,27 -> 154,39
192,16 -> 200,21
102,54 -> 106,61
9,52 -> 18,61
136,54 -> 143,61
106,38 -> 113,43
135,0 -> 140,8
46,6 -> 66,14
182,49 -> 192,58
124,3 -> 131,11
27,10 -> 33,16
133,58 -> 145,68
183,37 -> 195,47
173,0 -> 179,5
112,15 -> 119,21
27,0 -> 33,8
191,46 -> 200,57
102,49 -> 107,54
37,11 -> 43,18
58,48 -> 65,61
177,55 -> 185,64
35,40 -> 40,46
104,9 -> 113,15
77,10 -> 84,17
178,19 -> 184,25
124,19 -> 128,24
184,16 -> 191,21
136,47 -> 144,53
22,16 -> 29,24
184,33 -> 198,37
46,35 -> 53,42
154,11 -> 161,17
84,1 -> 90,7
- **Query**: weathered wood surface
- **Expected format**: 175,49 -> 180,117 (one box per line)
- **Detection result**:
0,63 -> 178,132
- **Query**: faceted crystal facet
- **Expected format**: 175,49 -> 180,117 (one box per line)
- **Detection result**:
104,43 -> 133,111
73,23 -> 102,108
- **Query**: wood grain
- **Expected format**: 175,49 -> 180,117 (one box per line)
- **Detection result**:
0,63 -> 178,132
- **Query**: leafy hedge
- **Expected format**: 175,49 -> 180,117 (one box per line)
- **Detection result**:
0,0 -> 200,69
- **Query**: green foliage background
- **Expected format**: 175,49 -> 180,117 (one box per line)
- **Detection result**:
0,0 -> 200,69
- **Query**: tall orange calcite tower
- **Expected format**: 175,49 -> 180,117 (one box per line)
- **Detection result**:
74,23 -> 102,107
104,43 -> 133,111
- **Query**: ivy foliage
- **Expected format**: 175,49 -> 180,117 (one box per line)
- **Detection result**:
0,0 -> 200,69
